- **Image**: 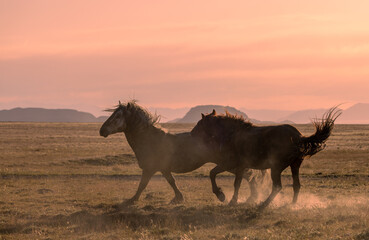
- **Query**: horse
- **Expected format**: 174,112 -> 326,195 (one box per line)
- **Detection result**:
99,101 -> 268,205
190,107 -> 341,208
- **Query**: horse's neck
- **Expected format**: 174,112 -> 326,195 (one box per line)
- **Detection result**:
124,124 -> 165,154
215,121 -> 241,143
216,122 -> 233,140
216,121 -> 251,143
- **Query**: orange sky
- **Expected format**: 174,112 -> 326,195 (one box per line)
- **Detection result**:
1,0 -> 369,116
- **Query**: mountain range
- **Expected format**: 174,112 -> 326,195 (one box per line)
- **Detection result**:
168,103 -> 369,124
175,105 -> 248,123
0,108 -> 108,123
336,103 -> 369,124
0,103 -> 368,124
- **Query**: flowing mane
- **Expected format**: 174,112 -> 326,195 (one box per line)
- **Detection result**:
106,100 -> 161,130
216,111 -> 253,129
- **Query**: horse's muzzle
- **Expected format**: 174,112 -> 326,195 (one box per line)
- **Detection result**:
100,128 -> 109,138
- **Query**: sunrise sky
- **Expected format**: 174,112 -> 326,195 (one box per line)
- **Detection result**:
1,0 -> 369,117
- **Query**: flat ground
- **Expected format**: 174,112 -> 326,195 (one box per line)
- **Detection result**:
0,123 -> 368,239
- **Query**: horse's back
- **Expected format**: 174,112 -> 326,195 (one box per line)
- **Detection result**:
232,124 -> 302,168
250,124 -> 301,139
238,124 -> 299,141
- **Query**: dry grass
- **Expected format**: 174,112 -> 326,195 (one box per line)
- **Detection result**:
0,123 -> 368,239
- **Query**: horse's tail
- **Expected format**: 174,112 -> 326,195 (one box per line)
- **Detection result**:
300,106 -> 342,157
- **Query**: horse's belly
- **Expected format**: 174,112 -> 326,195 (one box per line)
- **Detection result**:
169,146 -> 213,173
170,163 -> 205,174
241,157 -> 270,169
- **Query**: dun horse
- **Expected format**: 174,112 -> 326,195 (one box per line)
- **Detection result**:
191,107 -> 341,208
99,101 -> 266,205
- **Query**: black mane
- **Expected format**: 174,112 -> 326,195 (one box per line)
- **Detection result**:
108,100 -> 161,129
217,111 -> 253,129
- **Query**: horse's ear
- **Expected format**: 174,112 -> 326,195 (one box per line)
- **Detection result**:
211,109 -> 216,116
119,100 -> 122,105
127,102 -> 131,109
201,113 -> 205,119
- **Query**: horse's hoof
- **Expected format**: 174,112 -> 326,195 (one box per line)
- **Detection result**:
122,198 -> 136,206
228,199 -> 238,206
112,203 -> 121,210
170,196 -> 184,204
216,191 -> 226,202
257,202 -> 268,211
112,201 -> 132,210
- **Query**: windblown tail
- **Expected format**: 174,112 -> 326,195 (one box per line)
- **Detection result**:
300,106 -> 342,157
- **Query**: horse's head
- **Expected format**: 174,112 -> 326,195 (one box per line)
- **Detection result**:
100,101 -> 132,137
191,109 -> 220,141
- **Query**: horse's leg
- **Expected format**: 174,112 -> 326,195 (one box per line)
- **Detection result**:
258,168 -> 282,210
229,168 -> 244,206
162,171 -> 184,204
210,166 -> 226,202
257,169 -> 271,198
246,175 -> 258,204
242,169 -> 259,204
125,169 -> 155,205
260,169 -> 267,184
226,168 -> 258,204
291,159 -> 302,204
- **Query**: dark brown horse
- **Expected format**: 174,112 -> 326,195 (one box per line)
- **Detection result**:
191,107 -> 341,208
100,101 -> 267,205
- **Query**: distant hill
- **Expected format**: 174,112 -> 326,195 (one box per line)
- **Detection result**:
173,103 -> 369,124
2,103 -> 367,124
277,109 -> 329,124
148,107 -> 189,122
274,103 -> 369,124
338,103 -> 369,124
175,105 -> 248,123
241,108 -> 295,122
96,115 -> 109,122
0,108 -> 108,122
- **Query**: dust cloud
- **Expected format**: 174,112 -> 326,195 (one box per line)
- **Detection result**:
270,192 -> 367,210
222,170 -> 367,211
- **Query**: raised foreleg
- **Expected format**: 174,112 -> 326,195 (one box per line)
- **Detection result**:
210,165 -> 227,202
162,171 -> 184,204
